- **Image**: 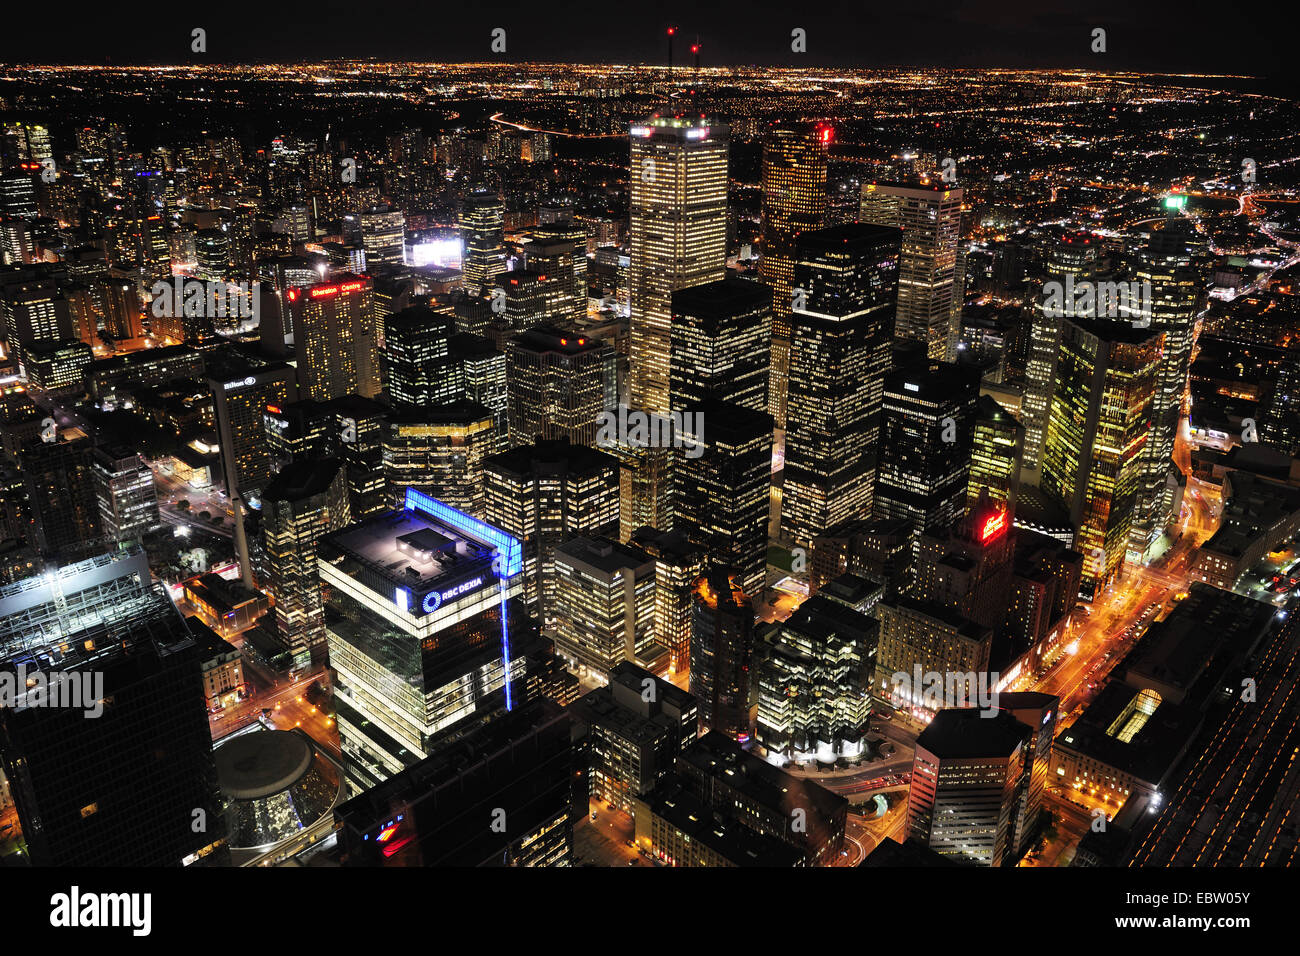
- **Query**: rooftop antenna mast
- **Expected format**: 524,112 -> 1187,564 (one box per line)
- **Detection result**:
666,26 -> 676,108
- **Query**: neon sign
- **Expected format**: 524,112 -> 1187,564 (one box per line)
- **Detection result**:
980,509 -> 1008,542
420,576 -> 487,614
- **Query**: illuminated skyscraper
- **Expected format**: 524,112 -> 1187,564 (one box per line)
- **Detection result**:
552,534 -> 659,681
360,208 -> 405,268
1040,318 -> 1162,600
460,187 -> 507,292
261,458 -> 352,668
783,223 -> 901,550
968,394 -> 1024,520
382,304 -> 462,410
760,125 -> 830,427
1126,217 -> 1203,557
1023,230 -> 1101,473
91,444 -> 160,543
318,489 -> 528,794
689,568 -> 755,742
382,403 -> 496,516
668,277 -> 772,413
525,221 -> 588,324
287,274 -> 379,402
484,437 -> 620,629
860,181 -> 964,361
673,402 -> 772,599
628,116 -> 729,417
874,362 -> 979,557
506,325 -> 615,448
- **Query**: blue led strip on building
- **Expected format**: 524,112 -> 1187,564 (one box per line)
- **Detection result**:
402,487 -> 523,577
403,487 -> 520,710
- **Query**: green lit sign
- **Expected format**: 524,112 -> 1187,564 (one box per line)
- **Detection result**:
1164,194 -> 1188,211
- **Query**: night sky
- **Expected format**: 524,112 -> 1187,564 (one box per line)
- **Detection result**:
0,1 -> 1289,84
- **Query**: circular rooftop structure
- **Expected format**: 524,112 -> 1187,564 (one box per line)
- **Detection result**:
215,730 -> 339,850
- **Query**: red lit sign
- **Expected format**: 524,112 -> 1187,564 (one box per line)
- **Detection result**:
308,280 -> 364,299
980,509 -> 1008,542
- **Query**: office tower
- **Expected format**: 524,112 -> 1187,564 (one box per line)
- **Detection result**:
1023,230 -> 1101,472
319,488 -> 527,794
673,401 -> 772,598
689,568 -> 756,741
873,598 -> 993,712
18,436 -> 103,559
261,458 -> 352,669
526,220 -> 588,323
0,583 -> 228,867
326,394 -> 390,518
335,698 -> 584,867
449,333 -> 508,452
1127,219 -> 1203,556
483,438 -> 620,628
91,444 -> 160,543
382,402 -> 495,516
914,494 -> 1015,631
506,325 -> 616,448
1002,530 -> 1083,666
860,181 -> 964,361
628,116 -> 729,417
668,278 -> 772,413
783,224 -> 901,549
630,527 -> 706,677
570,661 -> 698,812
264,398 -> 333,472
760,125 -> 830,427
22,339 -> 92,394
194,227 -> 231,281
996,691 -> 1059,857
810,516 -> 914,597
875,362 -> 979,556
755,595 -> 876,762
969,394 -> 1023,519
906,708 -> 1031,867
1040,318 -> 1162,600
287,275 -> 380,402
460,188 -> 507,292
552,534 -> 658,680
0,278 -> 73,376
360,208 -> 405,268
494,269 -> 549,334
0,546 -> 155,657
0,166 -> 38,220
633,776 -> 804,867
383,304 -> 462,410
207,354 -> 298,495
673,731 -> 848,864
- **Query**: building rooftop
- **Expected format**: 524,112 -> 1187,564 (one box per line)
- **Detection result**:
916,708 -> 1030,761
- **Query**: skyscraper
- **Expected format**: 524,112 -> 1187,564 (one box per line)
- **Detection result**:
1040,318 -> 1162,601
760,125 -> 830,428
1022,230 -> 1101,473
287,275 -> 380,402
506,325 -> 616,448
261,457 -> 352,669
318,488 -> 527,795
874,362 -> 979,557
860,181 -> 965,361
459,187 -> 507,292
360,208 -> 406,268
907,708 -> 1031,867
1126,218 -> 1204,557
672,401 -> 772,599
0,578 -> 228,867
91,444 -> 160,543
483,437 -> 621,628
382,304 -> 462,410
18,435 -> 103,559
968,394 -> 1024,520
689,568 -> 756,742
382,403 -> 496,516
782,223 -> 902,549
553,534 -> 659,680
628,116 -> 729,416
668,277 -> 772,413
